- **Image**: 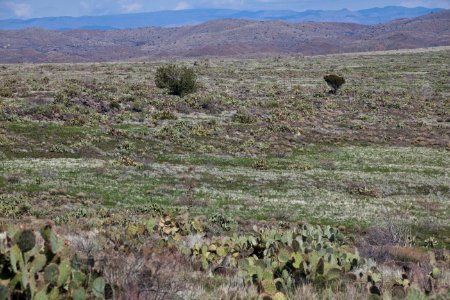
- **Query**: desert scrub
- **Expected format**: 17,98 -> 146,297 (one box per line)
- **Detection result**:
0,78 -> 19,98
232,109 -> 258,124
54,82 -> 82,103
138,212 -> 447,300
208,212 -> 237,231
155,64 -> 197,97
0,198 -> 31,218
252,158 -> 269,170
324,74 -> 345,94
152,110 -> 178,121
0,86 -> 13,98
49,144 -> 74,154
109,100 -> 121,110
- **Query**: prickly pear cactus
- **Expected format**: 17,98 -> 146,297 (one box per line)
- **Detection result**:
144,212 -> 443,299
0,225 -> 106,299
185,222 -> 376,298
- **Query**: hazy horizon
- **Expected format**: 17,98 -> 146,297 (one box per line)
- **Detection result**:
0,0 -> 449,20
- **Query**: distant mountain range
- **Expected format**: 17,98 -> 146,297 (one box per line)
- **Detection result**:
0,6 -> 445,30
0,10 -> 449,63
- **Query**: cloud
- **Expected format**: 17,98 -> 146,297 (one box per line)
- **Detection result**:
78,0 -> 147,14
122,2 -> 143,12
400,0 -> 450,8
5,2 -> 32,18
175,1 -> 191,10
197,0 -> 245,7
79,1 -> 90,10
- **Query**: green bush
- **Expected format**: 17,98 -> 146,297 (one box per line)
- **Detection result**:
324,74 -> 345,94
232,110 -> 258,124
152,110 -> 178,121
109,101 -> 121,110
0,87 -> 13,98
155,64 -> 197,97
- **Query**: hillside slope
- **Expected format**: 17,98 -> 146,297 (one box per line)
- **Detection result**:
0,10 -> 448,63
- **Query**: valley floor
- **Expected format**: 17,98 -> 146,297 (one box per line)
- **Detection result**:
0,48 -> 449,299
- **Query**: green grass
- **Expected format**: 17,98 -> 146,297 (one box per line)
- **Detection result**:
1,48 -> 449,245
1,146 -> 448,232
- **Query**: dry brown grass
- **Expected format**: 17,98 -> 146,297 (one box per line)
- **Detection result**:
385,246 -> 429,263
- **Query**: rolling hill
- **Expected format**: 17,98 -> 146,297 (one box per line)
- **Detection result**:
0,10 -> 449,63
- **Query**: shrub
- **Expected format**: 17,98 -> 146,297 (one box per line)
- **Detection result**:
155,64 -> 197,97
324,74 -> 345,94
232,110 -> 257,124
110,100 -> 121,110
209,213 -> 237,231
131,100 -> 144,112
252,159 -> 269,170
0,87 -> 13,98
152,110 -> 178,121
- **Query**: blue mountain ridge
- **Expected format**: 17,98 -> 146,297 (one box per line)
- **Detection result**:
0,6 -> 444,30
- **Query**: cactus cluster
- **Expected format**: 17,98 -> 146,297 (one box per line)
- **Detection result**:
187,224 -> 364,298
190,236 -> 243,271
176,221 -> 442,299
99,211 -> 443,299
209,213 -> 237,231
0,225 -> 105,300
150,214 -> 204,239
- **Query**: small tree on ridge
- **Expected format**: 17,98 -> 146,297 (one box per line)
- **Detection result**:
324,74 -> 345,94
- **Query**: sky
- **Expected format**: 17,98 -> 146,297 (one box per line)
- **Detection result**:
0,0 -> 449,19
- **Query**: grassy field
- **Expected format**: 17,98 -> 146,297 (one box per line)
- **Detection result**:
0,48 -> 449,299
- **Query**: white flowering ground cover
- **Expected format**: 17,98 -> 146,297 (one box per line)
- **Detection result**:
0,48 -> 449,246
1,145 -> 448,243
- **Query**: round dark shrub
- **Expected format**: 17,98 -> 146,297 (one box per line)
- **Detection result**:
110,101 -> 121,110
324,74 -> 345,94
155,64 -> 197,97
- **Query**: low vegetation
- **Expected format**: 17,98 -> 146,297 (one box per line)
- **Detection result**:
0,48 -> 449,299
324,74 -> 346,94
155,64 -> 197,97
0,226 -> 106,299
